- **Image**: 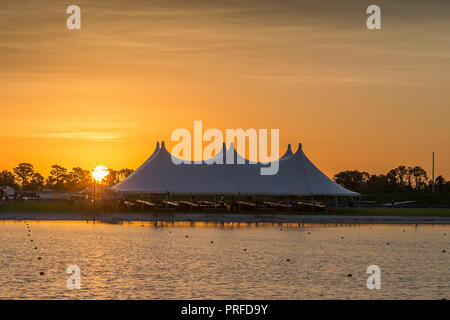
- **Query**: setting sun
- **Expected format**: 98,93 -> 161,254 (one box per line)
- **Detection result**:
92,165 -> 109,182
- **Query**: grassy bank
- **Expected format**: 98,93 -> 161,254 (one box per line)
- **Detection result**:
334,207 -> 450,217
1,201 -> 450,217
0,201 -> 103,213
360,191 -> 450,206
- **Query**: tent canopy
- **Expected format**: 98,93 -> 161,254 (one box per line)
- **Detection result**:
112,142 -> 359,196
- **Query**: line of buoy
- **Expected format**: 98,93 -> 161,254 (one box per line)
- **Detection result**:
24,222 -> 45,276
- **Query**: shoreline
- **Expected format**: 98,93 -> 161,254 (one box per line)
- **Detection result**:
1,211 -> 450,225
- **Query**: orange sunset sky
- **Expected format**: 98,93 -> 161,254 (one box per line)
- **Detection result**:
1,0 -> 449,178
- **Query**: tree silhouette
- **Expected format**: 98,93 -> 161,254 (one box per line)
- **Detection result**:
411,166 -> 428,190
334,165 -> 440,195
333,170 -> 369,191
29,172 -> 44,191
105,168 -> 134,186
0,170 -> 17,189
67,167 -> 91,191
435,175 -> 450,192
46,165 -> 68,191
13,163 -> 35,190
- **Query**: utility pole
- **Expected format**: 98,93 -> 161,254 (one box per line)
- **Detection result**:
431,152 -> 435,208
93,174 -> 96,204
432,152 -> 435,193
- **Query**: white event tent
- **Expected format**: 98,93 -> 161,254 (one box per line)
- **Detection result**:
112,141 -> 358,197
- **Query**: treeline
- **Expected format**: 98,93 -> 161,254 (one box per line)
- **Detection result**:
2,162 -> 449,196
0,163 -> 134,192
333,165 -> 450,193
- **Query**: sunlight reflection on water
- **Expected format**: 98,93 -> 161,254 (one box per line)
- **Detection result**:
0,220 -> 448,299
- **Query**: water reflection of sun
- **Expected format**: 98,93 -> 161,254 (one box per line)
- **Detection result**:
92,165 -> 109,182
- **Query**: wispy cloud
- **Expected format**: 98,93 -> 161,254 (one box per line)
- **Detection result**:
32,131 -> 125,142
3,116 -> 135,142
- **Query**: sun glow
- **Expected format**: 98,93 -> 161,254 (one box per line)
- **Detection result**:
92,165 -> 109,182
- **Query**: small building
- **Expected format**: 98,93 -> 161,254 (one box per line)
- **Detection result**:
0,186 -> 15,199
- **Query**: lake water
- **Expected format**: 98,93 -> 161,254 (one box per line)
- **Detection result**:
0,220 -> 448,299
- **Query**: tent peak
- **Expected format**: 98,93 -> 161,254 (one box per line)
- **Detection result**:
227,142 -> 235,151
281,144 -> 293,159
294,143 -> 303,155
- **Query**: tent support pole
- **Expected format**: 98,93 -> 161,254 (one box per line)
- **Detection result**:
166,192 -> 169,208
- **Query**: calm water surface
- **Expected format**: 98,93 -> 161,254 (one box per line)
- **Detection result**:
0,220 -> 448,299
